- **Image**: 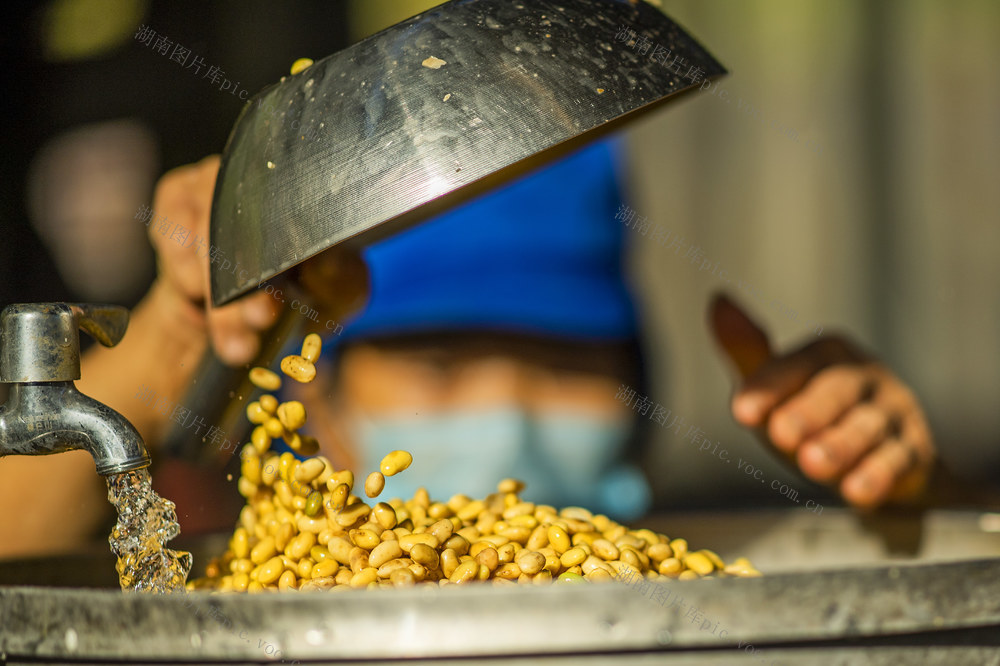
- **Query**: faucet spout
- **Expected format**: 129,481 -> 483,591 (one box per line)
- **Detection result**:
0,383 -> 150,476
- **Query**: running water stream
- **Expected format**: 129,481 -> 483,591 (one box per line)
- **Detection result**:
106,469 -> 191,592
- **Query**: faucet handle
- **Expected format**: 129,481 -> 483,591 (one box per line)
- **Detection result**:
0,303 -> 130,382
70,303 -> 129,348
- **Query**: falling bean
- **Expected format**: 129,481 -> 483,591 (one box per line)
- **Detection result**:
280,354 -> 316,383
249,367 -> 282,391
379,450 -> 412,477
364,472 -> 385,498
300,333 -> 322,363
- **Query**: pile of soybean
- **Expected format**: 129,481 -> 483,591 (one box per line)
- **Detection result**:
192,335 -> 761,593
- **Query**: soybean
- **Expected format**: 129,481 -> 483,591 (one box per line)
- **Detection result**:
249,367 -> 282,391
280,354 -> 316,383
364,472 -> 385,498
191,334 -> 759,594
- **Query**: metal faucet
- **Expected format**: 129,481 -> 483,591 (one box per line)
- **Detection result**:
0,303 -> 150,475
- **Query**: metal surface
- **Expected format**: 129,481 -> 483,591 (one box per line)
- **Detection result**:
1,557 -> 998,664
0,303 -> 127,382
210,0 -> 726,306
0,302 -> 150,476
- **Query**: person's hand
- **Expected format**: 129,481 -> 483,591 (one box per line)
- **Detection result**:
709,293 -> 936,509
148,155 -> 282,365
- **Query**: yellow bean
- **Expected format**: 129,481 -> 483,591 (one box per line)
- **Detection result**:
258,556 -> 284,584
278,569 -> 297,590
336,502 -> 371,528
325,537 -> 353,565
274,522 -> 294,552
286,532 -> 316,560
560,546 -> 587,568
294,458 -> 325,485
326,482 -> 350,511
497,542 -> 519,564
376,558 -> 412,578
647,543 -> 673,563
699,549 -> 725,570
515,550 -> 545,575
277,401 -> 307,432
683,552 -> 714,576
231,528 -> 250,559
373,502 -> 398,530
389,567 -> 416,587
249,367 -> 282,391
669,538 -> 688,559
250,536 -> 277,565
297,515 -> 326,534
297,559 -> 314,579
264,417 -> 285,439
497,478 -> 525,494
350,567 -> 378,588
290,58 -> 314,76
509,514 -> 538,529
428,519 -> 454,543
349,529 -> 381,550
364,471 -> 386,498
533,570 -> 552,585
475,546 -> 500,572
494,562 -> 521,579
456,499 -> 485,523
547,525 -> 571,554
408,543 -> 439,570
280,354 -> 316,383
251,426 -> 271,455
620,548 -> 641,569
258,394 -> 278,416
592,539 -> 620,561
443,534 -> 470,556
399,533 -> 439,552
449,559 -> 479,584
379,450 -> 413,477
310,545 -> 332,562
300,333 -> 322,363
237,477 -> 257,498
311,559 -> 339,578
349,547 -> 370,574
585,568 -> 613,583
497,525 -> 531,544
440,548 -> 459,578
246,401 -> 269,425
658,557 -> 683,576
526,525 -> 548,551
369,541 -> 403,568
329,470 -> 354,492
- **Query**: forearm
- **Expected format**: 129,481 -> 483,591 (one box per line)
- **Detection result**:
77,279 -> 209,449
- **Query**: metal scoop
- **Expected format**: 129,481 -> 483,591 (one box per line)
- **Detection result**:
208,0 -> 726,306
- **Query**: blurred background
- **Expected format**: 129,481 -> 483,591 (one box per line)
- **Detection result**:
0,0 -> 997,523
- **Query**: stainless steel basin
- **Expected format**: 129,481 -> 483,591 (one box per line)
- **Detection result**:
2,509 -> 999,665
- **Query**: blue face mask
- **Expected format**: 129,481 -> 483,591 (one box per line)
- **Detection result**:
350,407 -> 651,520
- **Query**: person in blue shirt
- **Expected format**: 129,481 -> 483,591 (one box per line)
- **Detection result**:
277,137 -> 653,519
0,139 -> 937,556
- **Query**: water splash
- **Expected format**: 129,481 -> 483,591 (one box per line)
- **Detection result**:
106,469 -> 192,593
